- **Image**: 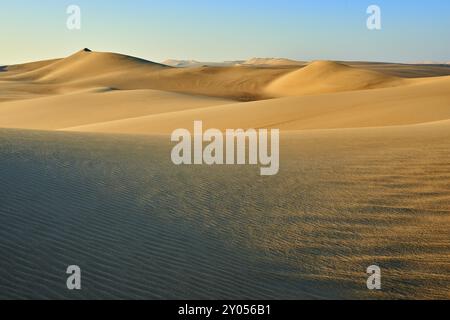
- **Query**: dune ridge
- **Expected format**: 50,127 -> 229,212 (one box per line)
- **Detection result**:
61,74 -> 450,134
240,57 -> 305,66
1,49 -> 450,134
265,60 -> 408,97
1,49 -> 292,100
4,49 -> 168,83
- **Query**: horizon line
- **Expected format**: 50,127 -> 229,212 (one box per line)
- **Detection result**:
2,48 -> 450,67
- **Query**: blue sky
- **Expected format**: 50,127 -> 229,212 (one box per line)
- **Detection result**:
1,0 -> 449,64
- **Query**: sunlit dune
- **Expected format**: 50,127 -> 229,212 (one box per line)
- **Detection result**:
1,49 -> 450,134
264,60 -> 408,97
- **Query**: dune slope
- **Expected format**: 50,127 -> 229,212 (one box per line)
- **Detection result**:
1,123 -> 449,299
4,49 -> 168,82
64,74 -> 450,134
265,61 -> 408,97
1,50 -> 450,135
0,89 -> 233,130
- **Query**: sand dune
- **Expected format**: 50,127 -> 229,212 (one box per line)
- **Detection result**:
1,122 -> 449,299
162,59 -> 205,67
63,73 -> 450,134
1,58 -> 61,75
265,61 -> 407,97
4,49 -> 168,83
344,61 -> 450,78
0,89 -> 233,130
1,50 -> 450,134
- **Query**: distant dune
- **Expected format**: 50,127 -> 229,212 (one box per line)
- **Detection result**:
265,61 -> 407,97
339,61 -> 450,78
161,57 -> 303,68
1,49 -> 292,100
1,58 -> 61,74
162,59 -> 244,68
240,57 -> 305,66
63,74 -> 450,134
1,49 -> 450,134
411,60 -> 450,65
0,89 -> 232,131
162,59 -> 204,67
5,49 -> 168,83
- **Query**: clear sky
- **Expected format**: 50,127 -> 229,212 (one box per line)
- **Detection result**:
1,0 -> 449,65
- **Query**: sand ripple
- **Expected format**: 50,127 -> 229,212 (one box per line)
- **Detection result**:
0,127 -> 449,299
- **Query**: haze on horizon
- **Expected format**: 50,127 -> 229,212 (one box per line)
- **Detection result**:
1,0 -> 450,65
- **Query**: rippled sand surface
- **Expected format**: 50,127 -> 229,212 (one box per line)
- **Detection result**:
0,125 -> 449,299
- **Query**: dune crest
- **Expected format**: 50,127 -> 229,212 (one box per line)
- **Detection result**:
0,89 -> 233,130
5,49 -> 168,83
61,74 -> 450,134
1,50 -> 293,100
265,60 -> 408,97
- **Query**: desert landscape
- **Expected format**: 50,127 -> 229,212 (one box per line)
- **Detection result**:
0,49 -> 449,299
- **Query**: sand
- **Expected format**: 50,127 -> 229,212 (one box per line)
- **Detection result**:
264,61 -> 407,97
0,124 -> 448,299
0,49 -> 449,299
0,89 -> 233,130
61,74 -> 450,135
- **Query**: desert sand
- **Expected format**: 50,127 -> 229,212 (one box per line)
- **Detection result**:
0,49 -> 449,299
1,49 -> 450,134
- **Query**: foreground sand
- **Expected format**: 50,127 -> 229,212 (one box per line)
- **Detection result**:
0,124 -> 449,299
